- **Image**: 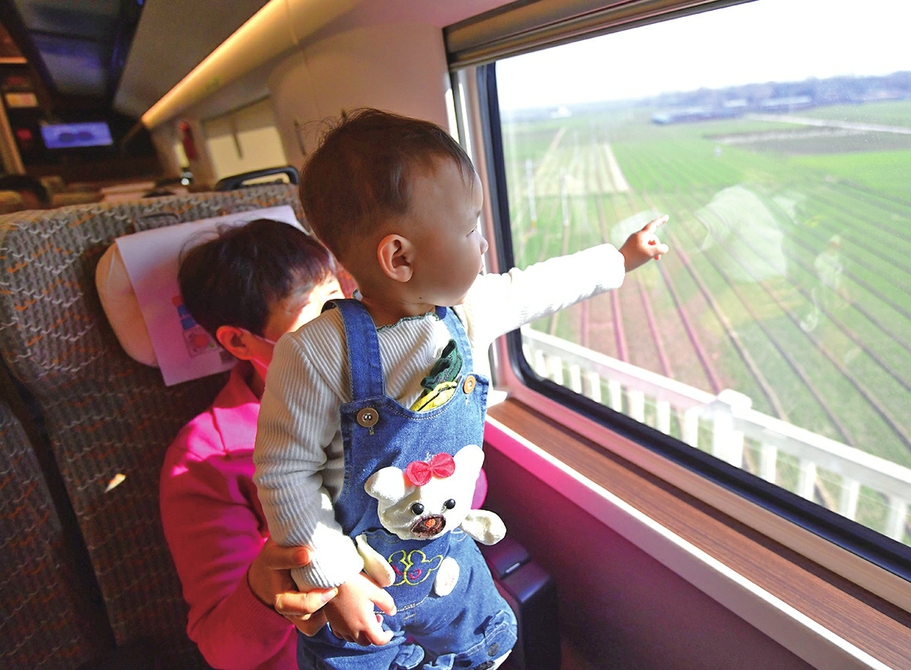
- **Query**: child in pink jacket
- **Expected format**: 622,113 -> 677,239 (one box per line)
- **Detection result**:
160,219 -> 349,669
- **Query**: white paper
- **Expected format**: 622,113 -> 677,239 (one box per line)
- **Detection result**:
116,205 -> 303,386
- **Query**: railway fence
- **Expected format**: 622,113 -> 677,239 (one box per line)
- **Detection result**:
522,327 -> 911,544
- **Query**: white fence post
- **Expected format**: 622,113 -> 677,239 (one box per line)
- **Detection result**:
569,363 -> 582,394
797,460 -> 817,501
839,478 -> 861,520
629,390 -> 645,423
584,371 -> 602,403
608,379 -> 623,412
656,399 -> 671,434
550,356 -> 564,386
709,390 -> 752,468
759,443 -> 778,483
683,407 -> 701,448
885,497 -> 909,542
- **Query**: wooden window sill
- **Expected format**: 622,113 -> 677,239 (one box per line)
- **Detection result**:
487,398 -> 911,669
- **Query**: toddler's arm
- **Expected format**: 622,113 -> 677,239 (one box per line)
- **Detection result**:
254,333 -> 364,590
460,214 -> 670,348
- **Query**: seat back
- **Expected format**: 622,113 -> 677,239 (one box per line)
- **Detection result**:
0,378 -> 111,669
0,185 -> 303,669
0,190 -> 25,213
214,165 -> 299,191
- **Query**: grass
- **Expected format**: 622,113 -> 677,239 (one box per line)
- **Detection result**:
504,100 -> 911,471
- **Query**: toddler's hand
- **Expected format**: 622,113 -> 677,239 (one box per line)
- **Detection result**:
324,573 -> 397,646
620,214 -> 669,272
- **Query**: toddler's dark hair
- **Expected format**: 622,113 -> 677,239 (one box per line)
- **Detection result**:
300,108 -> 475,260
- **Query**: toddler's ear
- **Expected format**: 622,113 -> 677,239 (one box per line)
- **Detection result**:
377,234 -> 413,283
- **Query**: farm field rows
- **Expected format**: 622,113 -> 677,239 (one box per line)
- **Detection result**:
502,101 -> 911,484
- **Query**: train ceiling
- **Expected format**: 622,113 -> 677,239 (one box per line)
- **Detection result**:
0,0 -> 269,116
0,0 -> 511,122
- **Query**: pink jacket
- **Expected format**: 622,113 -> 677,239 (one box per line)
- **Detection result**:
160,364 -> 297,670
160,364 -> 489,669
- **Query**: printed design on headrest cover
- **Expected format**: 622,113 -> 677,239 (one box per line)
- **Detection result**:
173,295 -> 225,360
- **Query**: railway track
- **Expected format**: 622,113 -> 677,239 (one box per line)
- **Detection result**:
508,120 -> 911,456
668,185 -> 911,449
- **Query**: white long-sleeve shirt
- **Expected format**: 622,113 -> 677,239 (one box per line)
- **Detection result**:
254,244 -> 626,589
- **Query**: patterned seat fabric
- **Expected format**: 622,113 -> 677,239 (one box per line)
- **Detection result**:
0,385 -> 110,669
0,186 -> 304,669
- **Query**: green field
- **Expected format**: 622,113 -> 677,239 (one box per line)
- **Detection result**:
502,101 -> 911,477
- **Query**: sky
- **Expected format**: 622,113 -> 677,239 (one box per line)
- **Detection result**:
495,0 -> 911,110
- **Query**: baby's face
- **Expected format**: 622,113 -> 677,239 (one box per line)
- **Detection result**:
403,159 -> 488,307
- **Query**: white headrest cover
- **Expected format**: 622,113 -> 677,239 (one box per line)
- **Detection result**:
96,243 -> 158,366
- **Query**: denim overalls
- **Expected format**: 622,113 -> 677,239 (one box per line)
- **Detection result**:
297,299 -> 517,670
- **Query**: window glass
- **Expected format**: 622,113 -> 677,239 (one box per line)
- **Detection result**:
495,0 -> 911,545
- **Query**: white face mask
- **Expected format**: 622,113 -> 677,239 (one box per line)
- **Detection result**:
247,331 -> 277,346
242,329 -> 277,375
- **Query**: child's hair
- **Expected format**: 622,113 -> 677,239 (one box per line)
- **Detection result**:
0,174 -> 50,207
299,108 -> 475,260
177,218 -> 336,338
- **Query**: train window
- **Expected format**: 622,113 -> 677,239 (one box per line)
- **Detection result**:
485,0 -> 911,555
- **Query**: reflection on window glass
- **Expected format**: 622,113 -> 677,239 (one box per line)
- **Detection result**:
495,0 -> 911,545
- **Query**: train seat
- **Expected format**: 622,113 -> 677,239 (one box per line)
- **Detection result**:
0,184 -> 303,669
0,379 -> 111,669
0,190 -> 25,214
214,165 -> 299,191
51,190 -> 105,207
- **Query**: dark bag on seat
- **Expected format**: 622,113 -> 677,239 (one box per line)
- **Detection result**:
482,537 -> 562,670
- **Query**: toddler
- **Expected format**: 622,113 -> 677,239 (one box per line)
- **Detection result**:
254,108 -> 668,670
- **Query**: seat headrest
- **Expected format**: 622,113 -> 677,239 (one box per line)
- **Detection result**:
96,243 -> 158,366
95,205 -> 304,385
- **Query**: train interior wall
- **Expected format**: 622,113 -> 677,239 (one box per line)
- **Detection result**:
482,443 -> 816,670
267,22 -> 452,164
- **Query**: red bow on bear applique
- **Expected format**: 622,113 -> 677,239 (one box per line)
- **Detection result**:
405,453 -> 456,486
